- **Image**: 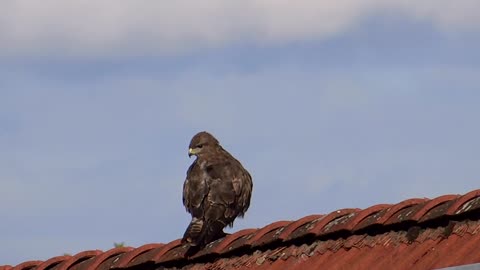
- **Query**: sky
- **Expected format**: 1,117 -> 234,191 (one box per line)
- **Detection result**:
1,0 -> 480,264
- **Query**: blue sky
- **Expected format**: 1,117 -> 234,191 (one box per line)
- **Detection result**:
1,1 -> 480,264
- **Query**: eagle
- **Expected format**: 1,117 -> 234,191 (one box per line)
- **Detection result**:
182,131 -> 253,247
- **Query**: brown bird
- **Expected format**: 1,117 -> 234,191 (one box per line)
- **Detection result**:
182,131 -> 253,247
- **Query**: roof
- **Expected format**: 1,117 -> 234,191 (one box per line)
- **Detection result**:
3,189 -> 480,270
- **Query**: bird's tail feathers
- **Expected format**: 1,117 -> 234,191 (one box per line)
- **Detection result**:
182,218 -> 226,247
182,217 -> 204,245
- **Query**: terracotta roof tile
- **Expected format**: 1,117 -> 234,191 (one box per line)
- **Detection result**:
55,250 -> 102,270
151,243 -> 189,264
412,194 -> 459,221
150,239 -> 182,262
314,208 -> 359,235
278,214 -> 323,240
35,256 -> 71,270
348,204 -> 390,229
249,221 -> 291,248
453,193 -> 480,215
12,261 -> 42,270
209,228 -> 257,255
246,220 -> 291,245
5,188 -> 480,270
113,243 -> 162,268
119,245 -> 161,268
379,198 -> 428,224
82,247 -> 132,270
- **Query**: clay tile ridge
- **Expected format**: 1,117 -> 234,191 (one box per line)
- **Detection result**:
3,188 -> 480,270
114,243 -> 164,268
55,250 -> 102,270
11,261 -> 42,270
35,256 -> 71,270
84,247 -> 133,270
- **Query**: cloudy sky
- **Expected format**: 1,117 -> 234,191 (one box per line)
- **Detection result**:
1,0 -> 480,264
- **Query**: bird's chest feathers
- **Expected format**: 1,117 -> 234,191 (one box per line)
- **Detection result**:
199,159 -> 233,181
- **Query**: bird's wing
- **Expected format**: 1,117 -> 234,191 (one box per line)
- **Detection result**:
232,168 -> 253,217
203,158 -> 236,207
183,161 -> 208,217
203,155 -> 252,220
183,158 -> 235,245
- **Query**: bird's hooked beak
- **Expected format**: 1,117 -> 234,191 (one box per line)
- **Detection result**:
188,148 -> 196,157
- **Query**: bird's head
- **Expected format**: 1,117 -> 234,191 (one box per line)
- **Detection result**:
188,131 -> 220,157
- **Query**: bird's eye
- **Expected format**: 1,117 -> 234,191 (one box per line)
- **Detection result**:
197,144 -> 203,148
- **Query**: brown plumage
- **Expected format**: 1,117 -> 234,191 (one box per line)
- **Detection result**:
182,131 -> 253,247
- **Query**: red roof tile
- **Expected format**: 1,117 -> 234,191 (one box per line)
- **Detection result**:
114,243 -> 162,268
35,256 -> 71,270
5,188 -> 480,270
11,261 -> 42,270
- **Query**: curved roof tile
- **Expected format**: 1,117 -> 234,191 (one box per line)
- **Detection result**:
307,209 -> 358,237
209,228 -> 257,255
278,214 -> 323,240
114,243 -> 163,268
55,250 -> 102,270
347,204 -> 391,231
378,198 -> 428,224
35,256 -> 71,270
246,220 -> 291,245
84,247 -> 132,270
413,194 -> 459,221
12,261 -> 42,270
451,189 -> 480,215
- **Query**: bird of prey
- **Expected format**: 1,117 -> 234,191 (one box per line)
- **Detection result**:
182,131 -> 253,247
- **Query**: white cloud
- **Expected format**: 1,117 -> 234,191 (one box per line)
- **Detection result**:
1,0 -> 478,56
394,0 -> 480,31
